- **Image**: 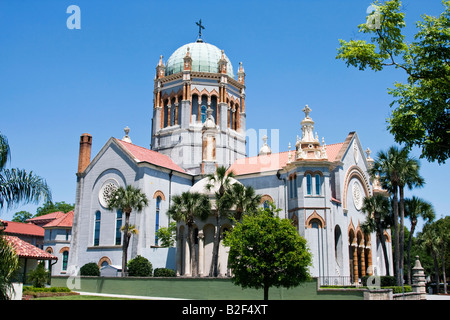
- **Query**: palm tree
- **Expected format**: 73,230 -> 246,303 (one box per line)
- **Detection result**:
1,132 -> 50,299
361,194 -> 392,276
397,153 -> 424,275
404,196 -> 435,284
107,185 -> 148,277
168,192 -> 210,276
205,166 -> 235,277
0,223 -> 19,300
0,132 -> 51,210
369,146 -> 423,285
227,183 -> 262,221
418,223 -> 441,294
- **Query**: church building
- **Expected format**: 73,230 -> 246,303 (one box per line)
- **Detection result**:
68,27 -> 393,283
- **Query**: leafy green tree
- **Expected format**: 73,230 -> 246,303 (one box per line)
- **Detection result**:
205,166 -> 235,277
106,185 -> 148,277
35,200 -> 74,217
404,196 -> 435,284
224,204 -> 312,300
12,210 -> 32,223
168,192 -> 210,276
336,0 -> 450,164
361,194 -> 392,275
0,132 -> 51,210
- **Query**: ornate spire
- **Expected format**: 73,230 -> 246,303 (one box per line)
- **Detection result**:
258,135 -> 272,156
300,105 -> 317,144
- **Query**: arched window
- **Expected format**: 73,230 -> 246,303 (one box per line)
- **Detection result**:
201,105 -> 207,123
155,196 -> 161,245
315,174 -> 322,195
306,174 -> 312,195
289,174 -> 298,198
62,251 -> 69,271
94,211 -> 101,246
115,210 -> 122,245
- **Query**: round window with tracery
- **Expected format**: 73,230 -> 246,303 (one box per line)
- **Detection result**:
352,181 -> 363,211
99,180 -> 119,207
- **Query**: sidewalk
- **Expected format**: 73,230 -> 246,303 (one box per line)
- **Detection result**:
75,291 -> 187,300
426,294 -> 450,300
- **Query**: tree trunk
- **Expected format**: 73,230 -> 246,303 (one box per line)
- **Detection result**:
392,188 -> 401,286
377,230 -> 390,276
264,284 -> 269,300
121,213 -> 131,277
433,251 -> 440,294
209,214 -> 222,277
188,224 -> 197,277
399,186 -> 405,283
406,221 -> 416,285
442,245 -> 447,294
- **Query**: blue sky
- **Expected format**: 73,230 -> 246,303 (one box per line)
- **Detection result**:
0,0 -> 448,233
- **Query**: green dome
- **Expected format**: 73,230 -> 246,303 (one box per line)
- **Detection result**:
165,41 -> 234,78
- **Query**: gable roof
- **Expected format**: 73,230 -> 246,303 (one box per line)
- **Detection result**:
0,219 -> 44,237
5,236 -> 57,260
26,211 -> 67,224
115,139 -> 186,174
228,142 -> 345,176
43,211 -> 74,228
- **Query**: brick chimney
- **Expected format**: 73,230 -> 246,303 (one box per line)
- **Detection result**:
77,133 -> 92,174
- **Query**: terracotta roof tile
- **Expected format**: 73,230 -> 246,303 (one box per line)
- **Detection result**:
1,219 -> 44,237
5,236 -> 57,260
43,211 -> 74,228
116,139 -> 186,173
228,142 -> 345,176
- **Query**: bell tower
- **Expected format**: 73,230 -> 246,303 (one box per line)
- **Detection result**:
150,25 -> 247,175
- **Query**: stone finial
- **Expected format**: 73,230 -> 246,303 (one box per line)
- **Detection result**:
122,126 -> 132,143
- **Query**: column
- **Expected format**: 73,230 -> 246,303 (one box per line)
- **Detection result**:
360,243 -> 366,277
352,241 -> 359,284
184,229 -> 191,276
198,230 -> 205,277
176,230 -> 182,276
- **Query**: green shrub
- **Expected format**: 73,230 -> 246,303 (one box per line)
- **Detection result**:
127,255 -> 152,277
26,262 -> 49,287
361,275 -> 397,287
385,286 -> 412,294
80,262 -> 100,276
153,268 -> 176,277
23,286 -> 71,293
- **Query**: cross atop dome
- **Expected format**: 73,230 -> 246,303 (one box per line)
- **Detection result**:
196,19 -> 205,42
302,104 -> 312,118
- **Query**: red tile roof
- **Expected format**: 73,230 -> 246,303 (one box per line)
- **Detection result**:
43,211 -> 73,228
228,142 -> 345,176
27,211 -> 66,223
5,236 -> 57,260
116,139 -> 186,173
0,219 -> 44,237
